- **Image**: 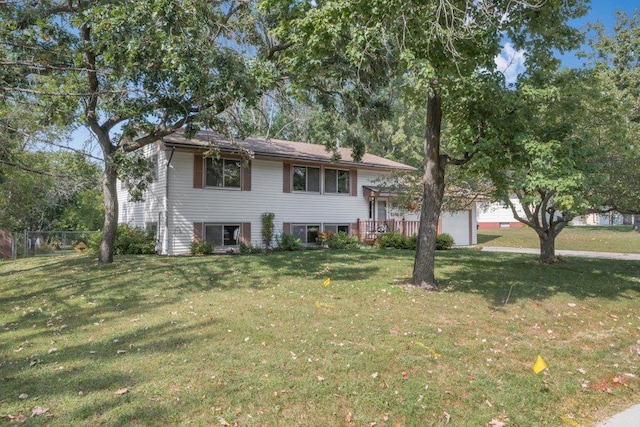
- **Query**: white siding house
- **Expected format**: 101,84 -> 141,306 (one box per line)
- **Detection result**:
477,197 -> 526,229
118,130 -> 477,254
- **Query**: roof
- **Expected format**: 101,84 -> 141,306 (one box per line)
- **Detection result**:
162,129 -> 415,172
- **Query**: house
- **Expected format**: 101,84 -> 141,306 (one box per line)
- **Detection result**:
118,130 -> 477,254
477,198 -> 526,229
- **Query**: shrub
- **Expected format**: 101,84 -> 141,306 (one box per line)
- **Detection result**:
407,235 -> 418,250
239,242 -> 264,254
375,232 -> 454,250
436,233 -> 455,250
261,212 -> 275,249
375,231 -> 409,249
190,240 -> 214,255
326,231 -> 359,249
35,244 -> 55,254
275,233 -> 303,251
89,224 -> 156,255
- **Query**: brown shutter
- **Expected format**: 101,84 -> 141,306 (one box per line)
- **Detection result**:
193,154 -> 204,188
350,169 -> 358,196
283,162 -> 291,193
241,161 -> 252,191
241,222 -> 251,246
193,222 -> 203,241
283,222 -> 291,234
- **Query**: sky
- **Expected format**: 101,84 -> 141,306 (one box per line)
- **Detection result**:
495,0 -> 639,83
71,0 -> 639,157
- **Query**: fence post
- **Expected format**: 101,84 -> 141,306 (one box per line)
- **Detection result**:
23,230 -> 28,257
12,233 -> 17,259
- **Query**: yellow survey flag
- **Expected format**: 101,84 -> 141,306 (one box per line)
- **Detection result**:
533,355 -> 548,374
323,277 -> 331,287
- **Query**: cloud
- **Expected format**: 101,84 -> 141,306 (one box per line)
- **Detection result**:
494,43 -> 526,84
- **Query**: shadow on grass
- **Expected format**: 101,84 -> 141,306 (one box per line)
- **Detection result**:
476,233 -> 502,245
0,317 -> 222,423
434,250 -> 640,309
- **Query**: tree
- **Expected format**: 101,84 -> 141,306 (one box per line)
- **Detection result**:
0,150 -> 102,232
469,70 -> 610,263
1,1 -> 270,263
261,0 -> 587,287
587,11 -> 640,215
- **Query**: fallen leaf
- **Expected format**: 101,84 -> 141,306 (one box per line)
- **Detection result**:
218,417 -> 229,426
561,414 -> 582,427
402,372 -> 409,380
485,400 -> 493,407
577,368 -> 587,374
444,411 -> 451,423
317,375 -> 325,382
567,303 -> 576,308
116,350 -> 126,354
7,414 -> 28,423
47,348 -> 57,354
114,388 -> 128,395
345,412 -> 352,423
371,372 -> 379,379
488,419 -> 505,427
31,406 -> 48,417
18,393 -> 28,399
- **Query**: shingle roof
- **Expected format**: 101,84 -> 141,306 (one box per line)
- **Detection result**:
163,129 -> 415,171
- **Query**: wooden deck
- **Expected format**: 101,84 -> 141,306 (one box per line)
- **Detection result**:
356,219 -> 419,244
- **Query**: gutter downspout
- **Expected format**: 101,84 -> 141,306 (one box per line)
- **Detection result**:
162,146 -> 176,255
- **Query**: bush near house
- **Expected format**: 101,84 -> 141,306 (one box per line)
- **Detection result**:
89,224 -> 156,255
275,233 -> 303,251
375,232 -> 455,250
325,231 -> 360,249
190,240 -> 214,255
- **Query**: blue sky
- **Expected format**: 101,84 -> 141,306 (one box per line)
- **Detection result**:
496,0 -> 639,82
562,0 -> 640,68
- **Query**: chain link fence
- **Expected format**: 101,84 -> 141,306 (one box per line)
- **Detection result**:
11,231 -> 99,258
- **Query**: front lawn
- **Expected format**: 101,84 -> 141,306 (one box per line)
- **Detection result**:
1,249 -> 639,426
478,225 -> 640,254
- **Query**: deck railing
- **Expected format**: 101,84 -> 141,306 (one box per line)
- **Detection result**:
356,219 -> 419,244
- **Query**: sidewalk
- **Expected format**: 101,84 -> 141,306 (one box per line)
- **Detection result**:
480,246 -> 640,261
596,404 -> 640,426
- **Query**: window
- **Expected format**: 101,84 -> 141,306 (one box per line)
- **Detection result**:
324,169 -> 349,194
145,222 -> 158,239
293,166 -> 320,192
206,158 -> 241,188
204,224 -> 240,246
292,224 -> 320,244
324,224 -> 349,234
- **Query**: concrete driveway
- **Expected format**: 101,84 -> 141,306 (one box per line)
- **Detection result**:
480,246 -> 640,261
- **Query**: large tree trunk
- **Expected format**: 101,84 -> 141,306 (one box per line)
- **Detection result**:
538,230 -> 558,264
98,149 -> 118,264
412,90 -> 445,289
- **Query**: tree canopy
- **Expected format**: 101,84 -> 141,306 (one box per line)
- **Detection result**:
1,0 -> 271,263
261,0 -> 588,286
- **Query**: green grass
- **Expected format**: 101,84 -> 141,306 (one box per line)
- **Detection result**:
1,249 -> 639,426
479,225 -> 640,254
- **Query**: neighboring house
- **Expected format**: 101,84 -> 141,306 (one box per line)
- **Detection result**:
118,130 -> 477,255
477,197 -> 526,229
571,212 -> 625,226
